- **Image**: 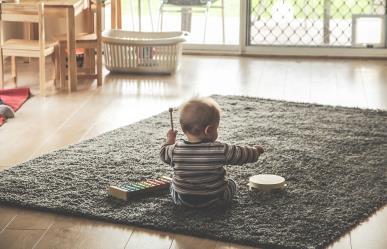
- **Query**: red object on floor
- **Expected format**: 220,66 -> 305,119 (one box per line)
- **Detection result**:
0,87 -> 31,111
0,87 -> 31,126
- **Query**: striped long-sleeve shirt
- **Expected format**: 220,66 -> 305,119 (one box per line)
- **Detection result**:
160,140 -> 260,196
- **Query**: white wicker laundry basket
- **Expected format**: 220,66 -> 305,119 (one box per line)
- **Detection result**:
102,30 -> 187,74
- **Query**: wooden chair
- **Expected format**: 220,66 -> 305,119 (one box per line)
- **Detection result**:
57,0 -> 103,90
0,2 -> 60,96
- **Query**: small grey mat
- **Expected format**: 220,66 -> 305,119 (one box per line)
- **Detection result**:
0,95 -> 386,249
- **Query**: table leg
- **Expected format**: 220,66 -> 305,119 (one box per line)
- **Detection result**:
111,0 -> 116,28
117,0 -> 122,29
23,23 -> 32,63
111,0 -> 121,29
66,7 -> 77,92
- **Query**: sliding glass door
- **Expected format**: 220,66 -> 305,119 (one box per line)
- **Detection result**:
247,0 -> 386,47
104,1 -> 387,55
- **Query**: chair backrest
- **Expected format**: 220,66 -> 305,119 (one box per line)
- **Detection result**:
90,0 -> 103,35
0,2 -> 46,48
0,5 -> 40,23
95,0 -> 102,36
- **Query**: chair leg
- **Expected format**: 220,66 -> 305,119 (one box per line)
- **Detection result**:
39,55 -> 46,96
23,23 -> 33,64
91,49 -> 96,74
83,49 -> 90,74
54,45 -> 60,88
11,56 -> 17,84
59,43 -> 67,91
85,48 -> 95,75
97,47 -> 102,86
0,51 -> 4,89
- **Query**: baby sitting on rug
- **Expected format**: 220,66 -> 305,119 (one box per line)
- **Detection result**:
160,97 -> 264,208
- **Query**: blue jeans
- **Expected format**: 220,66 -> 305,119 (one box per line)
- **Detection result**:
170,179 -> 237,208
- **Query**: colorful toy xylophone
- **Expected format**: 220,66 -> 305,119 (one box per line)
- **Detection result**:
108,176 -> 172,201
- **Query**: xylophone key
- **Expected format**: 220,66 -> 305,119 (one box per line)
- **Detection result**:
123,185 -> 138,191
144,181 -> 157,187
134,183 -> 146,190
161,176 -> 173,182
152,179 -> 167,185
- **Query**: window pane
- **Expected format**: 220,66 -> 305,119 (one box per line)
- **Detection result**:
249,0 -> 387,47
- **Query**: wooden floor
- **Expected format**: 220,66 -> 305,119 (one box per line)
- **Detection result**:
0,55 -> 386,249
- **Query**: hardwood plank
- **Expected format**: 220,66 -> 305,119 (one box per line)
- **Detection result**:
32,89 -> 115,155
0,92 -> 96,166
34,216 -> 133,249
365,92 -> 387,110
0,206 -> 18,232
335,71 -> 367,108
350,206 -> 387,249
335,86 -> 367,108
7,209 -> 56,230
309,80 -> 338,106
78,79 -> 185,140
256,82 -> 285,101
309,62 -> 339,84
362,71 -> 387,109
214,241 -> 258,249
325,234 -> 351,249
170,234 -> 217,249
283,76 -> 311,103
124,227 -> 173,249
0,166 -> 9,171
0,229 -> 46,249
361,72 -> 387,92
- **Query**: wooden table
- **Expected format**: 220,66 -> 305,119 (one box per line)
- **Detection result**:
110,0 -> 121,29
1,0 -> 88,92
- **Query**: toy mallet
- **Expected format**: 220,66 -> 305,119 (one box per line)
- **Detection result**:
168,108 -> 174,131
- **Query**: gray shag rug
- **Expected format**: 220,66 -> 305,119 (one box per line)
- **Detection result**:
0,95 -> 386,249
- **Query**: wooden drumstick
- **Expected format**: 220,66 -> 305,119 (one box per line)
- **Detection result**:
168,108 -> 174,131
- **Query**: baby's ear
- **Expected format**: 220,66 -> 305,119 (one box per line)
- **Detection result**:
204,125 -> 214,135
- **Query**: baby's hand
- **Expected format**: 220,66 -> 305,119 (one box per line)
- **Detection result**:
166,129 -> 177,144
255,145 -> 265,155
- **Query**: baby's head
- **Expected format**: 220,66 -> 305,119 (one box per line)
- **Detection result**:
179,97 -> 221,142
